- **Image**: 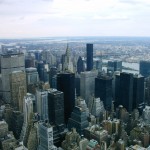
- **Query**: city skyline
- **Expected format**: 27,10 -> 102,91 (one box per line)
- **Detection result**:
0,0 -> 150,38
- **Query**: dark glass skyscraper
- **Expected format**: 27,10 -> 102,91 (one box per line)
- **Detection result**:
140,60 -> 150,78
86,44 -> 93,71
77,56 -> 84,74
133,75 -> 144,109
120,72 -> 133,112
57,72 -> 75,124
95,74 -> 113,110
48,89 -> 64,125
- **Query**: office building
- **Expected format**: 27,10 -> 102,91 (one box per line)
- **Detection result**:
20,93 -> 34,141
57,72 -> 75,124
26,67 -> 39,85
49,67 -> 57,88
90,97 -> 105,118
10,70 -> 27,112
80,71 -> 98,106
36,89 -> 48,121
95,74 -> 113,110
120,72 -> 133,112
86,43 -> 93,71
34,51 -> 42,61
61,44 -> 73,72
107,60 -> 122,73
47,89 -> 64,125
77,56 -> 84,74
38,122 -> 57,150
23,93 -> 33,125
140,60 -> 150,77
133,74 -> 144,109
93,59 -> 102,72
76,97 -> 89,117
1,53 -> 25,103
68,106 -> 89,135
114,73 -> 120,107
37,61 -> 49,82
25,55 -> 35,68
75,74 -> 81,97
143,106 -> 150,124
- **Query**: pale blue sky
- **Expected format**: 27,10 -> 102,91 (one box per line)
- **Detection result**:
0,0 -> 150,38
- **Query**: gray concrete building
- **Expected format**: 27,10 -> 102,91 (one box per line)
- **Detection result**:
80,71 -> 98,106
1,53 -> 25,103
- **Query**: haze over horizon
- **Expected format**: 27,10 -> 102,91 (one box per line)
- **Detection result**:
0,0 -> 150,38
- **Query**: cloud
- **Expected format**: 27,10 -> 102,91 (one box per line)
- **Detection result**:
93,15 -> 129,20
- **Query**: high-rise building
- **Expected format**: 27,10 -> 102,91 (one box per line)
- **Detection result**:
23,93 -> 33,125
80,71 -> 98,106
49,67 -> 58,88
68,106 -> 89,135
37,61 -> 49,82
143,106 -> 150,124
38,122 -> 57,150
36,89 -> 48,121
57,72 -> 75,124
26,67 -> 39,85
75,75 -> 80,97
107,60 -> 122,73
61,44 -> 73,72
114,73 -> 120,107
120,72 -> 133,112
93,59 -> 102,72
95,74 -> 113,110
47,89 -> 64,125
25,54 -> 35,68
77,56 -> 84,74
1,53 -> 25,103
10,70 -> 27,112
90,97 -> 105,118
86,44 -> 93,71
20,93 -> 34,141
140,60 -> 150,77
133,74 -> 144,109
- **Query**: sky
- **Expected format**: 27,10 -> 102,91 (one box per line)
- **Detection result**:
0,0 -> 150,38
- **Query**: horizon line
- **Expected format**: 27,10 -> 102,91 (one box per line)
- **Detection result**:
0,35 -> 150,40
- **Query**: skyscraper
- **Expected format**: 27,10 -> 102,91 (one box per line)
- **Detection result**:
57,72 -> 75,124
38,122 -> 57,150
95,74 -> 113,110
86,44 -> 93,71
1,53 -> 25,103
26,67 -> 39,85
23,93 -> 33,125
68,106 -> 89,135
47,89 -> 64,125
120,72 -> 133,112
107,60 -> 122,73
80,71 -> 98,106
140,60 -> 150,77
36,89 -> 48,121
133,74 -> 144,109
10,70 -> 27,112
61,44 -> 73,72
49,67 -> 58,88
77,56 -> 84,74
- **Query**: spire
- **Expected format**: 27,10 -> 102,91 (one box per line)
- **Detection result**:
66,43 -> 70,59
